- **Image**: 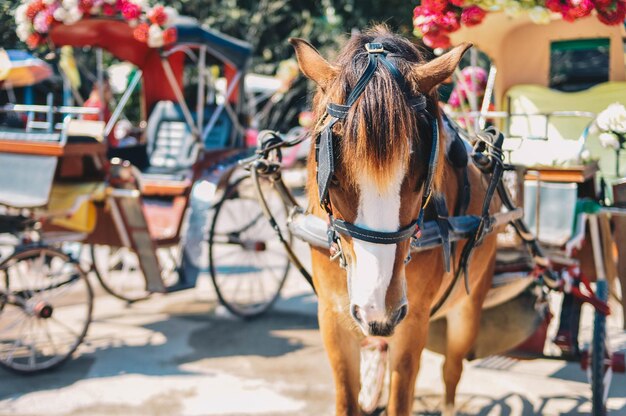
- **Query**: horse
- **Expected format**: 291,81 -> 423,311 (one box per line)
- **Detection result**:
290,26 -> 499,416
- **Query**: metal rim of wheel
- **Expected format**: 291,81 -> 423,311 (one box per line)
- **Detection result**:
590,280 -> 611,416
209,174 -> 291,319
90,244 -> 152,303
0,246 -> 93,374
90,244 -> 181,303
359,337 -> 389,415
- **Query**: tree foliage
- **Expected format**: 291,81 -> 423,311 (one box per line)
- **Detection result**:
1,1 -> 21,51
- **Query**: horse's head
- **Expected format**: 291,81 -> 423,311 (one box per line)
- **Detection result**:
291,27 -> 470,337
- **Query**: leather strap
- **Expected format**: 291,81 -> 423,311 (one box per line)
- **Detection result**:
317,117 -> 338,203
327,103 -> 350,119
416,114 -> 440,229
332,217 -> 420,245
327,95 -> 427,120
433,194 -> 451,273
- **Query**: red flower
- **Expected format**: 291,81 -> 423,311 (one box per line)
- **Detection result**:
163,27 -> 177,45
26,33 -> 43,49
45,13 -> 54,25
461,5 -> 486,26
79,0 -> 94,14
594,0 -> 613,8
449,0 -> 466,6
122,2 -> 141,20
148,5 -> 168,26
26,0 -> 44,21
545,0 -> 563,13
570,0 -> 594,18
102,3 -> 116,16
597,0 -> 626,24
423,32 -> 451,49
133,22 -> 149,42
422,0 -> 449,13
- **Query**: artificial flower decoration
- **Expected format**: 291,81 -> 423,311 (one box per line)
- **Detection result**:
413,0 -> 626,48
14,0 -> 178,49
595,102 -> 626,175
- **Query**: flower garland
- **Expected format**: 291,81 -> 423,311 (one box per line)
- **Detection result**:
413,0 -> 626,48
14,0 -> 178,49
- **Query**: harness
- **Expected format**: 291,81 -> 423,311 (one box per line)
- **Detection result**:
317,42 -> 440,267
313,42 -> 506,316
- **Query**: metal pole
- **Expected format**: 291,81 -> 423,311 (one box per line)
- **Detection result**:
161,58 -> 200,138
202,70 -> 243,142
104,69 -> 143,137
96,48 -> 105,121
197,46 -> 206,135
479,64 -> 497,130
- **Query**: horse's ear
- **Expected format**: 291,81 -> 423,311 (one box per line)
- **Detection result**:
289,38 -> 338,89
413,43 -> 472,93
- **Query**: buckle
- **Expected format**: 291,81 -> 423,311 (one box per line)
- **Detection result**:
365,43 -> 384,54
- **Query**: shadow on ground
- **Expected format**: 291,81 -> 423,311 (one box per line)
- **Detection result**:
413,391 -> 626,415
0,297 -> 318,401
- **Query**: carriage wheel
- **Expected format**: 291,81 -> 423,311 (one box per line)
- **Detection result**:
359,337 -> 389,415
209,174 -> 290,319
0,247 -> 93,374
90,244 -> 180,303
590,280 -> 611,416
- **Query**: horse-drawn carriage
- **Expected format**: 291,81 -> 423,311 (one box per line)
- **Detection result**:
2,1 -> 625,415
0,4 -> 291,373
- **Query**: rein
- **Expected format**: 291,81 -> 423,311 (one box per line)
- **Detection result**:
317,42 -> 440,266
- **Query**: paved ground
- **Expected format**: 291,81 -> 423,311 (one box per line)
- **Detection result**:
0,236 -> 625,416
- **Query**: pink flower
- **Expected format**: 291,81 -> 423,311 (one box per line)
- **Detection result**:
423,32 -> 451,48
448,90 -> 461,107
461,66 -> 488,91
122,2 -> 141,20
435,11 -> 460,31
461,5 -> 486,26
33,11 -> 51,33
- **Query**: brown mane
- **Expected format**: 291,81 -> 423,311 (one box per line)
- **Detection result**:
310,25 -> 445,192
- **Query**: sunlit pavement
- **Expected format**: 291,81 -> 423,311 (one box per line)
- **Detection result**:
0,237 -> 625,416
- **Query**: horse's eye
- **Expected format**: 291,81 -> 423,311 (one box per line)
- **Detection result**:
330,175 -> 340,186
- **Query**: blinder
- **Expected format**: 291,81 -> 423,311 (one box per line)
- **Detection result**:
316,42 -> 441,265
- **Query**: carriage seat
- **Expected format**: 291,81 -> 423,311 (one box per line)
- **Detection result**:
139,101 -> 198,195
144,101 -> 198,176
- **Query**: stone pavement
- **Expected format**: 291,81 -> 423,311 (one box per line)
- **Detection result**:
0,243 -> 625,416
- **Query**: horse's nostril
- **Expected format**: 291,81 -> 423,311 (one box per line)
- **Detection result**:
350,304 -> 362,324
394,303 -> 408,325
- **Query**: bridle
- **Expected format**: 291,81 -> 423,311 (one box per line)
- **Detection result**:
316,42 -> 441,267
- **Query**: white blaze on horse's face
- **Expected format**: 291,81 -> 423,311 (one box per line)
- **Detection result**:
349,163 -> 407,332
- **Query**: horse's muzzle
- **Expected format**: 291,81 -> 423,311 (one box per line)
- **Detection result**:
350,303 -> 408,337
